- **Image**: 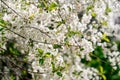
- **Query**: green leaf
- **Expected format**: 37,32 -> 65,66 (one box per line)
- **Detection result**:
0,26 -> 4,31
101,74 -> 107,80
56,71 -> 62,77
91,11 -> 97,18
93,0 -> 97,2
51,62 -> 56,73
72,70 -> 83,75
101,20 -> 108,26
39,58 -> 44,65
28,14 -> 35,20
80,47 -> 84,51
64,37 -> 70,46
112,75 -> 120,80
53,44 -> 62,49
116,41 -> 120,52
66,31 -> 80,37
93,46 -> 104,59
66,26 -> 81,37
102,33 -> 110,42
48,2 -> 58,11
99,66 -> 105,74
22,70 -> 27,75
38,0 -> 48,9
87,5 -> 94,11
105,5 -> 111,15
0,19 -> 8,27
56,66 -> 65,71
44,52 -> 51,57
8,47 -> 21,56
10,75 -> 15,80
38,48 -> 44,56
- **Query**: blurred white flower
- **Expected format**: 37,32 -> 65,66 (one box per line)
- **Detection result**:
3,13 -> 11,21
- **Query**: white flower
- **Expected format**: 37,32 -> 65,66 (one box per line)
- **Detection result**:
82,13 -> 92,24
3,13 -> 11,21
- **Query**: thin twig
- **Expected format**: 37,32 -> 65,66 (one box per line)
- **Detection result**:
1,0 -> 52,38
6,28 -> 26,39
1,0 -> 26,20
25,26 -> 51,38
4,26 -> 83,48
58,8 -> 82,48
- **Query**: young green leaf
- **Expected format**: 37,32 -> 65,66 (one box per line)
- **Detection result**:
10,75 -> 15,80
38,48 -> 44,56
87,5 -> 94,11
91,11 -> 97,18
39,58 -> 44,65
51,62 -> 56,73
48,2 -> 58,11
101,20 -> 108,26
102,33 -> 110,42
105,5 -> 111,15
0,19 -> 8,27
56,71 -> 62,77
45,52 -> 51,57
53,44 -> 62,49
66,31 -> 80,37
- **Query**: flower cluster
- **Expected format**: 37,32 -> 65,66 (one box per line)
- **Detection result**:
0,0 -> 120,80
